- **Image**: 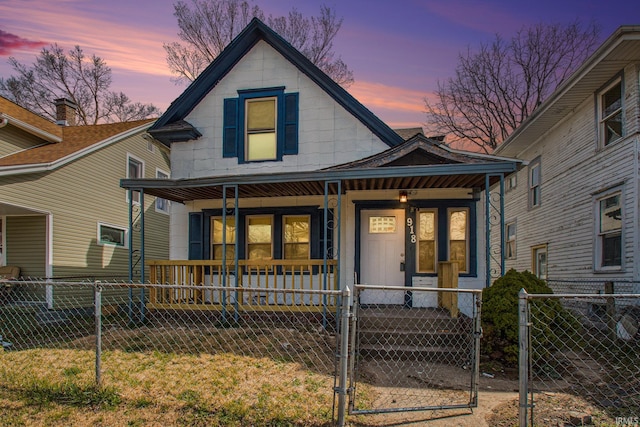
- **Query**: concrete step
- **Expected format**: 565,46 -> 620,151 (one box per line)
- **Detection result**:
358,329 -> 471,347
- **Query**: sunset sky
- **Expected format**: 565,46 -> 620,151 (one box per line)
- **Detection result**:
1,0 -> 639,128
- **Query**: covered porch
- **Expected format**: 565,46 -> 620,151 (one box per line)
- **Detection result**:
121,136 -> 518,313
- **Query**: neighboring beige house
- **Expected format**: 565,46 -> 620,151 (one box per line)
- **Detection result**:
494,26 -> 640,289
0,96 -> 170,304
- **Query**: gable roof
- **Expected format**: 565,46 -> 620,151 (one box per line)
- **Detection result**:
394,127 -> 424,141
149,18 -> 404,148
495,25 -> 640,157
0,95 -> 63,142
0,119 -> 154,175
326,133 -> 519,170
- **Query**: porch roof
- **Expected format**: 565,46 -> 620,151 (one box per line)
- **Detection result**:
121,160 -> 518,204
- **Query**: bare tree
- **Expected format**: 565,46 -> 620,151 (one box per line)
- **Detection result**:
424,21 -> 600,153
0,44 -> 160,125
165,0 -> 354,86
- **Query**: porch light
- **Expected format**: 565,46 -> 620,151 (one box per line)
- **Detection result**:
399,190 -> 408,203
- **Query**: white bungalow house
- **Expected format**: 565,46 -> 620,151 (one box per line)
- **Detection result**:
121,19 -> 520,313
494,25 -> 640,291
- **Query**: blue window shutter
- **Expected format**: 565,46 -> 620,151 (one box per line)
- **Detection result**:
188,212 -> 203,260
223,98 -> 238,158
283,93 -> 298,155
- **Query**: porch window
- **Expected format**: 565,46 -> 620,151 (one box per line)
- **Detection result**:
98,223 -> 127,248
211,217 -> 236,261
417,210 -> 437,273
246,97 -> 277,161
448,209 -> 468,273
247,216 -> 273,260
595,191 -> 622,269
283,215 -> 310,260
599,78 -> 623,147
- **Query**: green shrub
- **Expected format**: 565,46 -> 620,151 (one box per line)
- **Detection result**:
481,269 -> 579,365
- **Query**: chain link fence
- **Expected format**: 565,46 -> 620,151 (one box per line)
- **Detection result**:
519,291 -> 640,427
349,285 -> 482,417
0,279 -> 345,426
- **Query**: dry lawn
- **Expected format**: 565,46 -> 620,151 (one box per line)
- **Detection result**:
0,347 -> 336,426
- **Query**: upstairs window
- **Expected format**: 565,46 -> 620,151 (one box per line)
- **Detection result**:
223,87 -> 299,163
595,191 -> 622,270
599,79 -> 623,147
528,157 -> 541,209
246,98 -> 277,161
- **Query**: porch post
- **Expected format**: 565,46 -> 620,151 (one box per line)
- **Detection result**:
128,189 -> 134,322
324,180 -> 341,327
139,190 -> 146,323
485,174 -> 505,287
222,184 -> 239,322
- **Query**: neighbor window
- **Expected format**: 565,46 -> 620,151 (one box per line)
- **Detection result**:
506,174 -> 517,192
155,169 -> 170,213
211,217 -> 236,262
599,79 -> 623,147
127,154 -> 144,204
506,222 -> 516,259
247,216 -> 273,261
98,223 -> 127,248
528,158 -> 541,208
283,215 -> 310,261
596,192 -> 622,269
417,210 -> 437,273
532,244 -> 547,280
246,97 -> 277,161
448,209 -> 468,273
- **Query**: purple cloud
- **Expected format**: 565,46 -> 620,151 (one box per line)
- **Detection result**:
0,29 -> 47,56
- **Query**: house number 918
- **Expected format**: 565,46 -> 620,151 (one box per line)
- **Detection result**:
407,217 -> 417,244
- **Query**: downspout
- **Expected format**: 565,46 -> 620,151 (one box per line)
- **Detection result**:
0,117 -> 9,128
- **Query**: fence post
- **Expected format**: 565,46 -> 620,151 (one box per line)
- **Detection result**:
94,280 -> 102,387
336,285 -> 351,427
518,289 -> 529,427
605,281 -> 615,340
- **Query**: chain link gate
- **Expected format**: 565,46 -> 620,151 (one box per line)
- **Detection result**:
343,284 -> 482,417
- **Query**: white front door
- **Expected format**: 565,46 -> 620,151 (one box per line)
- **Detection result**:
359,209 -> 405,305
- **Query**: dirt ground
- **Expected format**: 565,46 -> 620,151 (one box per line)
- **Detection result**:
350,362 -> 614,426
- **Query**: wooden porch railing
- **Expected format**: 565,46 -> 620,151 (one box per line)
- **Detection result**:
147,259 -> 338,311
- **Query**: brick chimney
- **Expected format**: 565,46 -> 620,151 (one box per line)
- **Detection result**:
55,98 -> 78,126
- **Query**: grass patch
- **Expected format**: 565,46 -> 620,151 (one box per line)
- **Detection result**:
0,347 -> 337,426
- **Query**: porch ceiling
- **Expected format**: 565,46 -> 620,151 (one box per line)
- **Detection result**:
122,163 -> 513,204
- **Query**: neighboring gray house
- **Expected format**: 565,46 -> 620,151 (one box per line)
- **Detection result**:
494,26 -> 640,289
